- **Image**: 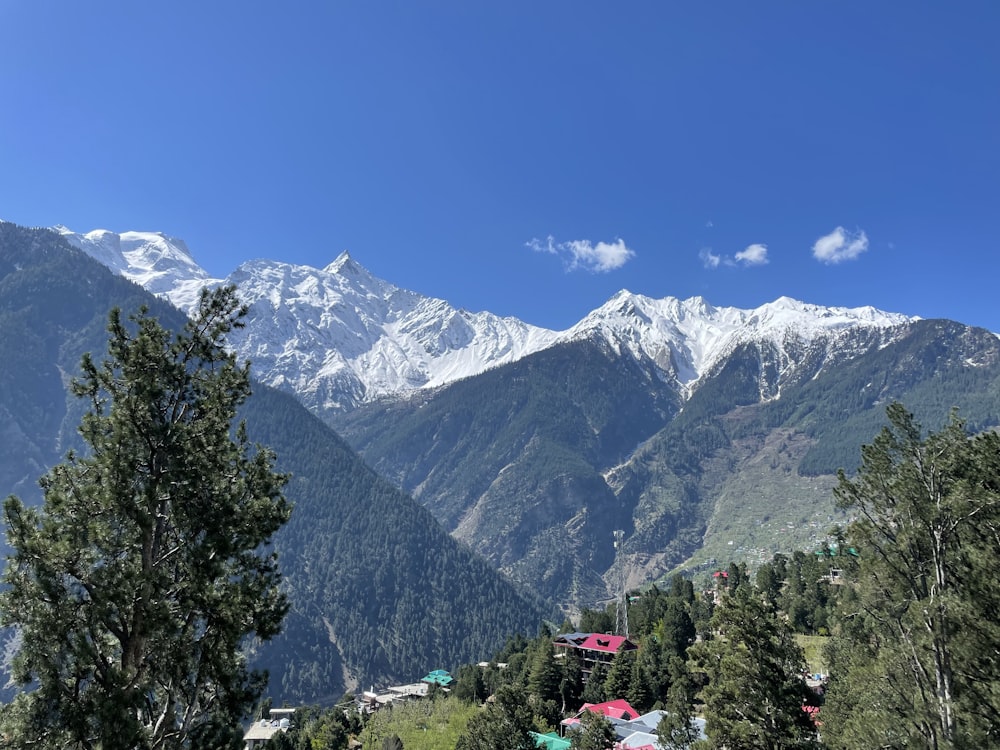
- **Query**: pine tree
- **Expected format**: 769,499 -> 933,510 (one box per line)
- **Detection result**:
580,662 -> 607,705
567,710 -> 616,750
602,649 -> 634,701
528,640 -> 562,705
627,656 -> 651,713
558,650 -> 584,713
692,585 -> 817,749
0,287 -> 291,749
656,659 -> 700,750
454,685 -> 535,750
823,404 -> 1000,748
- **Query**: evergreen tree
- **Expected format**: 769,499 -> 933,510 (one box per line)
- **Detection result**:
558,651 -> 584,713
0,287 -> 291,749
634,636 -> 668,705
656,659 -> 700,750
823,404 -> 1000,748
454,664 -> 487,704
528,640 -> 562,705
603,650 -> 634,701
580,662 -> 608,705
659,598 -> 696,657
579,607 -> 614,635
567,710 -> 616,750
627,656 -> 651,713
755,554 -> 787,607
454,685 -> 535,750
692,585 -> 817,749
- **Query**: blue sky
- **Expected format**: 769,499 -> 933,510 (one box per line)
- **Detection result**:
1,2 -> 998,331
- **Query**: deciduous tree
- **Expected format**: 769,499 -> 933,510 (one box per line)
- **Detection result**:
454,685 -> 535,750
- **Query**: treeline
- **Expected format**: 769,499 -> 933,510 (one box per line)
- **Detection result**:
270,404 -> 1000,749
268,569 -> 818,749
242,385 -> 553,702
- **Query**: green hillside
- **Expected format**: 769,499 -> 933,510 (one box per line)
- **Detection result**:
0,223 -> 550,703
339,323 -> 1000,608
335,337 -> 681,610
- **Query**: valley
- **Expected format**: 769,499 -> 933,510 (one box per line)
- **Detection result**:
5,220 -> 1000,700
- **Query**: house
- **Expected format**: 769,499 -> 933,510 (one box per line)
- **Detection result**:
560,699 -> 641,733
242,707 -> 295,749
609,709 -> 707,749
553,632 -> 638,682
360,681 -> 429,712
358,669 -> 453,714
421,669 -> 454,687
562,705 -> 707,749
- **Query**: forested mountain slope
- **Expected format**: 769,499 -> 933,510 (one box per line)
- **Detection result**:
0,223 -> 549,703
337,319 -> 1000,609
0,222 -> 178,503
241,386 -> 550,701
336,336 -> 681,609
609,321 -> 1000,580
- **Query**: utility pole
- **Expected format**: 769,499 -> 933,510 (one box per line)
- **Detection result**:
613,530 -> 629,638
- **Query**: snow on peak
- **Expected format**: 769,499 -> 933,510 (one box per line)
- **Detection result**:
221,254 -> 559,411
57,226 -> 222,310
324,250 -> 354,273
56,222 -> 917,413
562,292 -> 914,388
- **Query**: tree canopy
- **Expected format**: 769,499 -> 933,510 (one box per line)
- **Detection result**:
692,584 -> 818,750
823,403 -> 1000,749
454,685 -> 536,750
0,287 -> 291,749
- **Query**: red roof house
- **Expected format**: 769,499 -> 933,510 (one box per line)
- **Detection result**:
553,632 -> 638,683
561,699 -> 641,733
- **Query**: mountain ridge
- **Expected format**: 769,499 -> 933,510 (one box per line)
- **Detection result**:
12,221 -> 1000,613
55,225 -> 919,416
0,222 -> 551,701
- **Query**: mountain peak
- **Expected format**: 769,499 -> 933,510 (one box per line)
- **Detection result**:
54,221 -> 917,412
55,226 -> 220,311
325,250 -> 354,274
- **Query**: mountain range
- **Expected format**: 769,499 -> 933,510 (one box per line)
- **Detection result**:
56,226 -> 914,416
39,225 -> 1000,614
0,222 -> 550,704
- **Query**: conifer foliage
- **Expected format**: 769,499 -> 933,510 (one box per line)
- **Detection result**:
0,287 -> 291,749
692,584 -> 818,749
823,404 -> 1000,748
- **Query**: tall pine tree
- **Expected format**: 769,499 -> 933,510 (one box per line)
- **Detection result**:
692,585 -> 817,749
0,287 -> 291,749
823,404 -> 1000,748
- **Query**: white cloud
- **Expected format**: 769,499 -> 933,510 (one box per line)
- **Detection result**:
527,235 -> 558,255
812,227 -> 869,264
701,243 -> 767,269
527,235 -> 635,273
735,243 -> 769,266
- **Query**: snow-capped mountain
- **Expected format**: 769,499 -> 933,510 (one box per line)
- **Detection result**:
224,252 -> 560,411
59,227 -> 561,411
562,291 -> 914,399
57,226 -> 222,309
58,226 -> 916,413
